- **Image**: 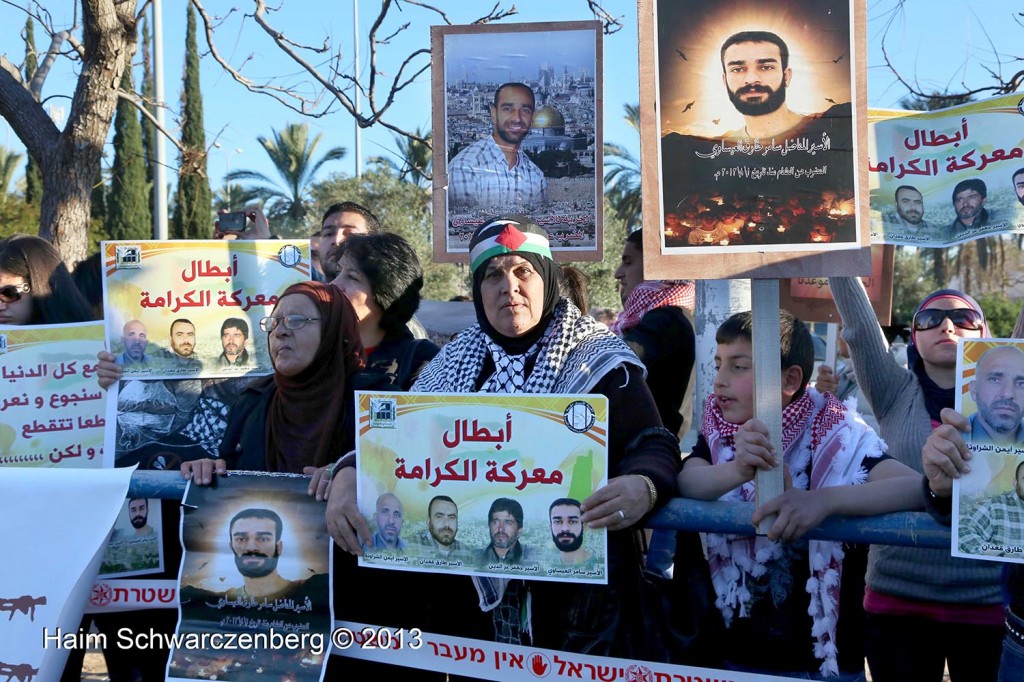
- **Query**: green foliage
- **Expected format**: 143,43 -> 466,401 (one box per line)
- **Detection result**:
604,104 -> 642,232
573,200 -> 628,310
172,4 -> 212,240
311,164 -> 466,300
0,147 -> 23,201
890,246 -> 938,327
0,198 -> 40,238
976,293 -> 1020,338
107,69 -> 151,240
227,122 -> 346,236
370,128 -> 432,188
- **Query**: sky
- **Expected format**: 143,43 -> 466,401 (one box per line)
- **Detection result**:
0,0 -> 1021,197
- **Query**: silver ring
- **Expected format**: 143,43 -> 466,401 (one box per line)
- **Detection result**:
617,510 -> 625,521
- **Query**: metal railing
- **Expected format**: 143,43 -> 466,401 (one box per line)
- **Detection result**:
129,470 -> 950,549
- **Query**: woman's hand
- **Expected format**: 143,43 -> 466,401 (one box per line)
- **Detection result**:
580,474 -> 652,531
923,407 -> 972,498
325,467 -> 371,554
182,458 -> 227,485
95,350 -> 122,390
305,465 -> 332,501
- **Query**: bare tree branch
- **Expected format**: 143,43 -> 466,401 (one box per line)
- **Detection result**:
585,0 -> 624,34
117,89 -> 186,155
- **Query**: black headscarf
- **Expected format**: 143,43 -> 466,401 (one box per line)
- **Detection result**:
468,215 -> 560,355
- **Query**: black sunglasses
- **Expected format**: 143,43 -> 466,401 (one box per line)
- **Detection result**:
0,282 -> 30,303
912,308 -> 984,332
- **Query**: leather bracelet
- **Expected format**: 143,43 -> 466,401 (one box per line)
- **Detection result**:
922,473 -> 939,500
329,451 -> 356,480
639,475 -> 658,513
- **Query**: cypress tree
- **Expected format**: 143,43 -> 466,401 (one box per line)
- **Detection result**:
106,69 -> 150,239
23,17 -> 42,205
171,4 -> 211,239
140,16 -> 157,192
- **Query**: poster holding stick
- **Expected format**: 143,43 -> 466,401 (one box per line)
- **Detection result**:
0,321 -> 110,469
102,240 -> 310,381
751,281 -> 785,532
952,338 -> 1024,564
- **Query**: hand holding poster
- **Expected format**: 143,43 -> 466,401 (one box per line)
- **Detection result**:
952,338 -> 1024,563
356,393 -> 608,583
170,472 -> 332,682
0,321 -> 110,468
102,240 -> 310,380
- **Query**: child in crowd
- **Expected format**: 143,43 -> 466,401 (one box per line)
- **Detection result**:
677,310 -> 922,680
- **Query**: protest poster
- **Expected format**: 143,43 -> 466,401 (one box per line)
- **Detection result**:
98,497 -> 164,579
102,239 -> 310,380
869,93 -> 1024,246
0,321 -> 110,469
431,21 -> 603,263
637,0 -> 871,280
952,338 -> 1024,563
0,466 -> 133,682
169,472 -> 332,682
778,245 -> 895,324
356,392 -> 609,583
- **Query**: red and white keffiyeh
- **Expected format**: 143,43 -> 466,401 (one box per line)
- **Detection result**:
609,280 -> 695,335
700,388 -> 886,677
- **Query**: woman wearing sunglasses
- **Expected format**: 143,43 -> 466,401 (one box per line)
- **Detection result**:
831,277 -> 1002,682
0,234 -> 93,325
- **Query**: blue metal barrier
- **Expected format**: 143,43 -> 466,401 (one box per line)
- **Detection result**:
131,470 -> 950,549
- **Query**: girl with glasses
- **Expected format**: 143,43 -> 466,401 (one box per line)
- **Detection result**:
831,277 -> 1002,682
0,234 -> 93,325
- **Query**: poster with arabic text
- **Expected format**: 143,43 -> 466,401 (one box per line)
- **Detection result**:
356,392 -> 608,584
102,240 -> 310,380
0,321 -> 110,468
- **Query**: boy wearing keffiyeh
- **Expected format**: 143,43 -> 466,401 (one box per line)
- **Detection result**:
677,310 -> 922,679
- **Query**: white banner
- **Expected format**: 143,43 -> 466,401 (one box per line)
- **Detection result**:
1,466 -> 133,682
331,621 -> 806,682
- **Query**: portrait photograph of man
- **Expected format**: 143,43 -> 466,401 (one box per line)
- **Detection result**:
99,497 -> 163,578
651,0 -> 859,254
171,474 -> 331,681
433,22 -> 602,260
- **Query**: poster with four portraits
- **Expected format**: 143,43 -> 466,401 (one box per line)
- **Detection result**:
355,392 -> 609,584
638,0 -> 871,280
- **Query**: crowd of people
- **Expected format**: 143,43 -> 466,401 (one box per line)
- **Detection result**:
4,202 -> 1023,682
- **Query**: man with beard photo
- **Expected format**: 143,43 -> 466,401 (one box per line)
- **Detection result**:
548,498 -> 597,567
479,497 -> 532,566
447,82 -> 547,211
883,185 -> 953,243
215,317 -> 251,368
109,498 -> 156,542
159,317 -> 202,371
365,492 -> 407,553
181,508 -> 326,606
415,495 -> 471,562
948,178 -> 995,237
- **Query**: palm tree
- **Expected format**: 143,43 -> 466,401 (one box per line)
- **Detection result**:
213,183 -> 263,213
370,127 -> 432,188
226,123 -> 346,233
603,104 -> 642,232
0,147 -> 24,203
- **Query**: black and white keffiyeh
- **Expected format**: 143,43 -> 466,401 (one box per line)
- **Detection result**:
413,299 -> 643,395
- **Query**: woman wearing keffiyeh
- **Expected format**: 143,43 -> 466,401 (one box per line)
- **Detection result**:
326,215 -> 681,659
677,310 -> 921,679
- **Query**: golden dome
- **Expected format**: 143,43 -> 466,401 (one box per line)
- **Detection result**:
532,106 -> 565,129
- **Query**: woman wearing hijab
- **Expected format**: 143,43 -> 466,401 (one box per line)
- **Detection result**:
183,281 -> 363,480
830,276 -> 1003,682
327,215 -> 681,658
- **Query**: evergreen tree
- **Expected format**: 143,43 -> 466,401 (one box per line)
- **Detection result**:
172,4 -> 212,239
22,17 -> 42,205
106,69 -> 151,240
140,16 -> 157,192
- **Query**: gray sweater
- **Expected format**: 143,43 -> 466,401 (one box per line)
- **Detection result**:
830,276 -> 1000,604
